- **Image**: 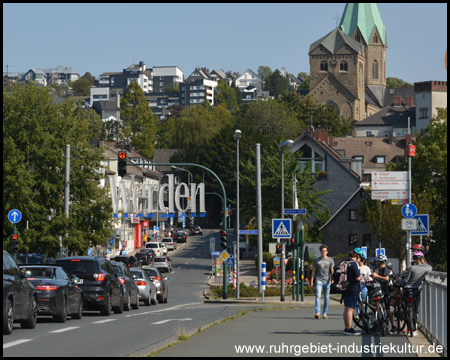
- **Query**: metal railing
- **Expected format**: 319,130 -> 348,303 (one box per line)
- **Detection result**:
418,271 -> 447,353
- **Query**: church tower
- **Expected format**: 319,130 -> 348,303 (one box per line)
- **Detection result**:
339,3 -> 387,89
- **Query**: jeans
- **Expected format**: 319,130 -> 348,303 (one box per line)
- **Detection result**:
315,280 -> 331,315
355,284 -> 368,315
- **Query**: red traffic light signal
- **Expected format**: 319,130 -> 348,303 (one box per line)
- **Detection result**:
118,151 -> 127,160
118,151 -> 127,177
221,230 -> 226,236
12,234 -> 18,241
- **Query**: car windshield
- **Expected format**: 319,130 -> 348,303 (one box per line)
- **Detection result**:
17,253 -> 54,264
56,260 -> 97,275
22,267 -> 56,279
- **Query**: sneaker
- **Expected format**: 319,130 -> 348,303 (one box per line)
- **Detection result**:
344,328 -> 360,335
315,313 -> 320,319
390,327 -> 398,334
323,314 -> 328,319
413,331 -> 419,337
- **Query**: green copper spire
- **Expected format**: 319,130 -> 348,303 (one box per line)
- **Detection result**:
339,3 -> 386,46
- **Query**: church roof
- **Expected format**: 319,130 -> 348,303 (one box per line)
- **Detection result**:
339,3 -> 386,46
366,85 -> 385,107
309,27 -> 363,55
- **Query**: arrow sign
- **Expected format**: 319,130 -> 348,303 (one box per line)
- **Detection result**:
371,190 -> 407,200
284,209 -> 307,215
8,209 -> 22,224
371,181 -> 408,190
211,251 -> 220,256
372,171 -> 408,181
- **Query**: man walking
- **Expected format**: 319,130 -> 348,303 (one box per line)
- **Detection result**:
311,245 -> 334,319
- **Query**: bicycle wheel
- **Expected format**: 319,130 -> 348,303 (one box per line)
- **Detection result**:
360,302 -> 370,334
395,302 -> 406,333
377,307 -> 386,336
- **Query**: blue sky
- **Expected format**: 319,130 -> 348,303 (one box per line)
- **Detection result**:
3,3 -> 447,84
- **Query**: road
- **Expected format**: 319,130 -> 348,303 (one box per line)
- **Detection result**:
3,229 -> 247,357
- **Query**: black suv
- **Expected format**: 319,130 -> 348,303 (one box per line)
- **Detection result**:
55,256 -> 124,316
3,250 -> 38,335
135,249 -> 155,266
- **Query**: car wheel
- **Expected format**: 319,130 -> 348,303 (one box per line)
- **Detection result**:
158,294 -> 164,304
151,291 -> 157,305
54,296 -> 67,323
100,293 -> 112,316
113,292 -> 124,314
164,290 -> 168,304
21,296 -> 37,329
131,292 -> 140,310
72,297 -> 83,319
3,299 -> 14,335
124,292 -> 131,311
143,294 -> 151,306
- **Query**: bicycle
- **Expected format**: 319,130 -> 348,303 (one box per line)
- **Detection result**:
353,289 -> 370,334
392,282 -> 407,334
403,285 -> 421,337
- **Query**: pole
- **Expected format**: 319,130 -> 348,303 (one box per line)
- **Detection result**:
64,145 -> 70,254
255,144 -> 263,291
296,230 -> 300,301
406,117 -> 412,269
301,226 -> 305,301
292,245 -> 296,300
280,147 -> 285,302
236,135 -> 240,299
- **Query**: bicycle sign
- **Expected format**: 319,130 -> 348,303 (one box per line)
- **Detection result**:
401,203 -> 417,218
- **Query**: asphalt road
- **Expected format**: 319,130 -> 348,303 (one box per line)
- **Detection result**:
3,229 -> 252,357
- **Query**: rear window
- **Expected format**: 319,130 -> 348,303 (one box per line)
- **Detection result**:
162,238 -> 172,242
154,257 -> 166,262
146,243 -> 158,248
56,259 -> 98,275
130,271 -> 143,280
176,232 -> 184,236
112,264 -> 124,276
143,269 -> 159,278
22,267 -> 56,279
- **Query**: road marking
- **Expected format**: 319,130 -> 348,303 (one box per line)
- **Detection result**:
49,326 -> 80,333
92,319 -> 117,324
178,266 -> 181,269
3,339 -> 33,349
185,262 -> 188,264
151,318 -> 192,325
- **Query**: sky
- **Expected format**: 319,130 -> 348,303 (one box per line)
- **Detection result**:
3,3 -> 447,84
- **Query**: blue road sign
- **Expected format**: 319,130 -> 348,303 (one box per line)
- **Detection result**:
412,214 -> 429,236
226,258 -> 234,266
376,248 -> 386,256
284,209 -> 307,215
272,219 -> 291,239
87,249 -> 92,256
8,209 -> 22,224
402,203 -> 417,218
239,230 -> 258,235
211,251 -> 220,256
361,247 -> 367,259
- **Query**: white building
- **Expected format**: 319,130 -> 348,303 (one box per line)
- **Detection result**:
414,81 -> 447,133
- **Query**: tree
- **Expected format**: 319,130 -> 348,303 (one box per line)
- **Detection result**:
215,80 -> 237,108
386,77 -> 413,89
231,80 -> 242,105
155,117 -> 176,149
163,82 -> 179,93
48,82 -> 69,97
264,69 -> 292,98
3,82 -> 113,257
297,71 -> 310,90
257,65 -> 273,82
120,80 -> 158,159
69,72 -> 94,96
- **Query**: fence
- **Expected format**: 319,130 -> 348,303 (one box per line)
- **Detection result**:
418,271 -> 447,354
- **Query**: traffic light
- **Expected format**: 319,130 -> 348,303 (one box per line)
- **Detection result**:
11,234 -> 19,253
220,230 -> 227,249
275,243 -> 281,254
118,151 -> 127,178
288,237 -> 296,252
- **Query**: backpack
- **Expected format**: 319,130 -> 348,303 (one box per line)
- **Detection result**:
330,259 -> 353,294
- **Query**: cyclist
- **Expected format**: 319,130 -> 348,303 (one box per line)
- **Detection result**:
355,248 -> 371,316
369,254 -> 396,333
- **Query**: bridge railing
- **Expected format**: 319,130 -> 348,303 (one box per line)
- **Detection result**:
418,271 -> 447,353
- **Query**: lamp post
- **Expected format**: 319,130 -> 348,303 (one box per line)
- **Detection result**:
279,139 -> 294,302
234,129 -> 241,299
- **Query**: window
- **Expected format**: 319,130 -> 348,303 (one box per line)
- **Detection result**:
320,61 -> 328,72
160,99 -> 166,104
181,87 -> 185,91
362,173 -> 371,182
160,76 -> 164,80
376,156 -> 386,164
366,131 -> 372,137
373,34 -> 378,43
332,141 -> 337,146
348,234 -> 358,246
424,108 -> 428,118
356,33 -> 361,42
349,210 -> 358,221
372,60 -> 378,79
246,95 -> 252,99
365,141 -> 372,146
340,61 -> 348,71
160,82 -> 164,86
362,234 -> 371,247
160,89 -> 164,92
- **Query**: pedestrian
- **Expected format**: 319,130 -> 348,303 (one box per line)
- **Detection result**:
342,248 -> 363,335
310,245 -> 334,320
355,249 -> 371,316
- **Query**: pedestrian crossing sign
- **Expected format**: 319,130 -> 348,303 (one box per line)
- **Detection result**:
272,219 -> 291,239
411,214 -> 429,236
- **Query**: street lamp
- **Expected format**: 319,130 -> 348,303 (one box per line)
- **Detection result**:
171,165 -> 192,184
234,129 -> 241,299
279,139 -> 294,302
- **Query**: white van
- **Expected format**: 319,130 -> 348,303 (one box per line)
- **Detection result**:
145,242 -> 165,257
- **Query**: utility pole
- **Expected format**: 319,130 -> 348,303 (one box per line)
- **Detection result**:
255,144 -> 263,291
64,145 -> 70,256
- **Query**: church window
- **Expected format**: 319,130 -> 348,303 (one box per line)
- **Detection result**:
320,61 -> 328,72
356,33 -> 361,42
340,61 -> 348,72
372,60 -> 378,79
373,34 -> 378,43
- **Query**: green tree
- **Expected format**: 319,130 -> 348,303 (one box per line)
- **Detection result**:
120,80 -> 158,159
297,71 -> 310,90
231,80 -> 242,105
163,82 -> 179,93
215,80 -> 237,108
3,83 -> 113,256
386,77 -> 413,89
265,69 -> 292,98
257,65 -> 273,82
48,82 -> 69,97
69,72 -> 95,96
155,117 -> 176,149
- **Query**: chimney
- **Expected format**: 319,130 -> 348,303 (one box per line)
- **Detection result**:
388,131 -> 393,144
98,140 -> 104,148
404,96 -> 413,108
394,96 -> 402,107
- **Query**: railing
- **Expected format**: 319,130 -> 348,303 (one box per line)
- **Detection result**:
418,271 -> 447,353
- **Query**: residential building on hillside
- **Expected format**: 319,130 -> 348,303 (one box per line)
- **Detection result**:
235,69 -> 263,90
92,98 -> 120,122
3,72 -> 25,82
281,67 -> 304,88
414,81 -> 447,133
186,67 -> 212,82
180,78 -> 217,106
23,69 -> 47,86
97,61 -> 152,93
23,66 -> 80,86
152,66 -> 184,93
241,85 -> 270,102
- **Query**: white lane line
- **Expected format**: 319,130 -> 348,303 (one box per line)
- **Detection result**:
3,339 -> 33,349
185,262 -> 188,264
151,318 -> 192,325
178,266 -> 181,269
49,326 -> 80,333
92,319 -> 117,324
191,258 -> 194,260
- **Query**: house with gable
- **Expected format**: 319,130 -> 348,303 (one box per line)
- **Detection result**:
235,69 -> 263,91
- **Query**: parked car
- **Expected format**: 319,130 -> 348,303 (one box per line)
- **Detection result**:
129,269 -> 157,306
3,250 -> 38,335
19,264 -> 83,322
110,262 -> 139,311
55,256 -> 124,316
112,255 -> 138,268
189,225 -> 202,236
139,267 -> 169,304
145,242 -> 164,257
161,237 -> 177,251
135,249 -> 155,266
153,256 -> 173,273
173,231 -> 187,243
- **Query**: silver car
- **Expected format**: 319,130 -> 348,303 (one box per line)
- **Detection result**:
153,256 -> 173,273
130,269 -> 157,306
138,267 -> 169,304
161,237 -> 177,251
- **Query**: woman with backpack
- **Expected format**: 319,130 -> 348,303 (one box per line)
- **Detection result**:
342,248 -> 363,335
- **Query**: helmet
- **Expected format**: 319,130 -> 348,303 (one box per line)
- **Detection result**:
376,254 -> 388,262
386,262 -> 394,270
353,247 -> 366,259
412,244 -> 425,251
413,251 -> 424,258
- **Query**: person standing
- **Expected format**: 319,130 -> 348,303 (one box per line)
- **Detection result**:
343,249 -> 363,335
311,245 -> 334,319
355,249 -> 371,316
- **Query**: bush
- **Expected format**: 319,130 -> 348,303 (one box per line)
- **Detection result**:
255,252 -> 274,271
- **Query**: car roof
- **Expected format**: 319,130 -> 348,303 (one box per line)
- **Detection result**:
18,264 -> 62,267
56,256 -> 103,261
